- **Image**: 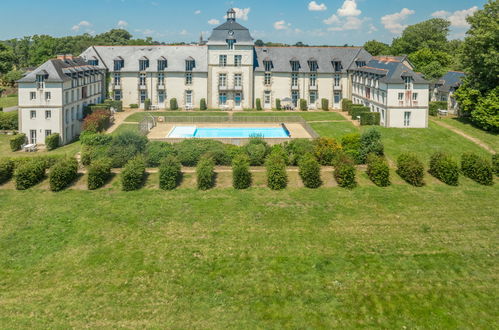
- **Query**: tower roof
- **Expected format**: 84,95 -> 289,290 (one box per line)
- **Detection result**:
207,9 -> 253,45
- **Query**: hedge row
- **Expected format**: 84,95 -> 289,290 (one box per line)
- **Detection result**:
49,158 -> 78,192
461,153 -> 493,186
350,105 -> 370,120
0,158 -> 14,184
45,133 -> 60,151
197,156 -> 216,190
83,109 -> 112,133
121,157 -> 146,191
429,152 -> 459,186
397,153 -> 425,187
0,111 -> 18,130
88,158 -> 112,190
14,159 -> 47,190
360,112 -> 380,126
159,155 -> 182,190
366,154 -> 390,187
342,99 -> 352,113
493,154 -> 499,177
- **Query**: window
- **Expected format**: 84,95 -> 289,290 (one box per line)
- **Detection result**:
234,73 -> 242,87
71,90 -> 75,103
219,73 -> 227,87
291,73 -> 298,87
140,90 -> 147,104
264,60 -> 273,72
30,92 -> 36,100
158,73 -> 165,86
45,130 -> 52,138
89,59 -> 99,66
114,73 -> 121,86
185,73 -> 192,85
308,60 -> 318,72
158,91 -> 165,104
412,93 -> 418,101
114,90 -> 122,101
332,61 -> 342,72
334,92 -> 341,104
264,73 -> 271,85
219,55 -> 227,67
185,90 -> 192,105
66,109 -> 70,124
398,93 -> 404,101
36,74 -> 46,89
139,73 -> 146,86
114,59 -> 124,71
234,55 -> 242,67
309,91 -> 317,104
355,60 -> 366,67
45,92 -> 51,100
71,108 -> 75,121
30,130 -> 37,144
45,110 -> 51,119
291,60 -> 300,72
292,91 -> 299,107
158,59 -> 167,71
309,74 -> 317,87
185,60 -> 195,71
235,93 -> 242,107
227,39 -> 235,50
404,112 -> 411,127
30,110 -> 36,119
334,74 -> 340,87
219,93 -> 227,105
403,76 -> 412,90
264,91 -> 271,106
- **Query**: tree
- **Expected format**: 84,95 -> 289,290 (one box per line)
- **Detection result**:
0,43 -> 15,74
454,84 -> 482,117
95,29 -> 133,45
1,70 -> 23,86
254,39 -> 264,47
471,87 -> 499,132
391,18 -> 450,55
363,40 -> 391,56
408,48 -> 452,80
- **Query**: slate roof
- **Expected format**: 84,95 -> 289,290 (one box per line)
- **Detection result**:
353,58 -> 428,84
18,57 -> 100,83
436,71 -> 466,92
80,45 -> 208,72
254,47 -> 372,73
207,12 -> 254,45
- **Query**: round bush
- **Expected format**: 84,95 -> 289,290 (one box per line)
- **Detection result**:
87,158 -> 112,190
397,153 -> 425,187
366,153 -> 390,187
45,133 -> 60,151
170,98 -> 178,110
461,153 -> 493,186
10,134 -> 26,152
341,133 -> 362,164
359,128 -> 384,164
313,137 -> 342,166
299,153 -> 322,188
121,157 -> 146,191
196,156 -> 215,190
232,154 -> 252,189
334,154 -> 356,189
200,98 -> 207,110
49,158 -> 79,192
80,132 -> 113,146
284,139 -> 314,166
145,141 -> 176,167
256,98 -> 262,110
243,138 -> 270,166
429,152 -> 459,186
107,131 -> 148,168
265,152 -> 288,190
159,155 -> 182,190
0,158 -> 14,184
14,159 -> 46,190
175,140 -> 230,166
300,99 -> 308,111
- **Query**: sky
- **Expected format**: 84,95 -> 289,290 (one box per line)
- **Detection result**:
0,0 -> 487,45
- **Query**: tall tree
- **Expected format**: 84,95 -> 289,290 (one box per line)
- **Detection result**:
363,40 -> 391,56
0,43 -> 15,74
391,18 -> 450,55
408,48 -> 452,80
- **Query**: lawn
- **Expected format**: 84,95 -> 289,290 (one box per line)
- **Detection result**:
310,121 -> 359,139
0,181 -> 497,328
111,123 -> 139,135
0,96 -> 18,109
125,111 -> 229,123
0,134 -> 80,158
433,117 -> 499,153
234,111 -> 346,121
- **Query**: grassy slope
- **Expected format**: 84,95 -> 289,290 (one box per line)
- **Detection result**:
0,183 -> 497,328
0,135 -> 80,158
0,96 -> 18,108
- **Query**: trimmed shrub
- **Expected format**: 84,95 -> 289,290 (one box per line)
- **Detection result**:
45,133 -> 60,151
360,112 -> 381,126
121,157 -> 146,191
13,159 -> 46,190
107,131 -> 148,168
266,151 -> 288,190
0,158 -> 14,184
313,137 -> 342,166
83,109 -> 112,133
196,156 -> 215,190
144,98 -> 151,110
106,100 -> 123,112
342,99 -> 352,113
429,101 -> 448,116
10,134 -> 26,151
80,132 -> 113,146
299,153 -> 322,188
130,104 -> 139,109
461,153 -> 493,186
243,138 -> 270,166
49,158 -> 79,192
428,152 -> 459,186
284,139 -> 314,166
359,128 -> 384,164
175,139 -> 230,166
397,153 -> 425,187
276,98 -> 281,110
145,141 -> 176,167
351,105 -> 370,120
170,98 -> 178,110
366,154 -> 390,187
256,98 -> 262,110
200,98 -> 207,110
87,158 -> 112,190
300,99 -> 308,111
11,155 -> 65,170
321,98 -> 329,111
493,154 -> 499,176
232,154 -> 252,189
0,111 -> 18,130
159,155 -> 182,190
334,154 -> 356,189
341,133 -> 362,164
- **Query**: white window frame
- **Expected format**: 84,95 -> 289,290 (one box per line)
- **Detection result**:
264,73 -> 271,85
219,73 -> 227,87
185,72 -> 193,85
234,73 -> 242,87
404,111 -> 411,127
30,110 -> 36,119
234,55 -> 242,67
219,55 -> 227,67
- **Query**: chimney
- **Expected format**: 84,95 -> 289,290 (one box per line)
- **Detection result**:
56,54 -> 75,61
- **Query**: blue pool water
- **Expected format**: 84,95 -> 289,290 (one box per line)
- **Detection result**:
168,126 -> 290,138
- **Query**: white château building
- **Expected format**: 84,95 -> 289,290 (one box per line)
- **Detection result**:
18,9 -> 430,145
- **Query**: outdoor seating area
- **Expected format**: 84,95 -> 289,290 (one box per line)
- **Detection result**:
22,143 -> 37,152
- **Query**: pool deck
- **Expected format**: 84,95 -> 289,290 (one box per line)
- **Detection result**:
148,122 -> 313,140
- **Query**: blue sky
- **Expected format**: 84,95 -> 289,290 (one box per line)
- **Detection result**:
0,0 -> 486,45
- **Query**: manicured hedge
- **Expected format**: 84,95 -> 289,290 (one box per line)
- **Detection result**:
144,98 -> 151,110
13,159 -> 46,190
428,152 -> 459,186
321,98 -> 329,111
366,154 -> 390,187
265,151 -> 288,190
461,153 -> 493,186
313,137 -> 342,166
342,99 -> 352,113
170,98 -> 178,110
284,139 -> 314,166
87,158 -> 112,190
0,111 -> 18,130
493,154 -> 499,176
130,104 -> 139,109
232,154 -> 252,189
429,101 -> 448,116
397,153 -> 425,187
175,139 -> 232,167
49,158 -> 79,192
341,133 -> 362,164
196,156 -> 215,190
83,109 -> 112,133
300,99 -> 308,111
350,105 -> 370,120
145,141 -> 176,167
0,158 -> 14,184
333,154 -> 356,189
105,99 -> 123,112
121,157 -> 146,191
359,128 -> 384,164
10,134 -> 26,151
45,133 -> 60,151
299,153 -> 322,188
80,132 -> 113,146
360,112 -> 381,126
200,98 -> 207,110
256,98 -> 262,110
276,98 -> 282,110
243,138 -> 270,166
159,155 -> 182,190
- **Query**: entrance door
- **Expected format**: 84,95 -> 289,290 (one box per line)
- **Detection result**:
30,130 -> 37,144
235,93 -> 242,108
264,91 -> 271,109
292,91 -> 299,108
334,92 -> 341,109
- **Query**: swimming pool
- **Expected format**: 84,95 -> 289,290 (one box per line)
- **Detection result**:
168,126 -> 290,138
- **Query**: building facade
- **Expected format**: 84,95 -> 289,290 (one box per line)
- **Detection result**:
431,71 -> 466,115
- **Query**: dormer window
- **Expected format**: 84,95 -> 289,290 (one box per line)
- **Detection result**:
139,57 -> 149,71
227,36 -> 236,50
308,59 -> 318,72
114,57 -> 124,71
36,71 -> 48,89
290,60 -> 300,72
185,58 -> 195,71
355,60 -> 366,67
157,58 -> 167,71
332,61 -> 342,72
263,60 -> 273,72
403,76 -> 413,90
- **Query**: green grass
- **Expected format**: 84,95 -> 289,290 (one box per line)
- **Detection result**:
0,181 -> 497,328
433,117 -> 499,153
234,111 -> 346,121
310,121 -> 359,139
125,111 -> 229,123
0,135 -> 80,158
0,96 -> 18,109
111,123 -> 139,135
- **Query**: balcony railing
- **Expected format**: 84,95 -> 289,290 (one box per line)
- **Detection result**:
218,84 -> 243,91
333,84 -> 342,91
309,84 -> 318,91
138,84 -> 147,90
157,83 -> 166,90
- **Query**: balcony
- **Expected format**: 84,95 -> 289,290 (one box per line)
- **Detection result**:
309,84 -> 318,91
138,84 -> 147,90
333,84 -> 342,91
112,84 -> 121,90
157,84 -> 166,90
218,84 -> 243,91
291,85 -> 299,91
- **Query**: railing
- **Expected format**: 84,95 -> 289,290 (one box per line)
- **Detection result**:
139,115 -> 156,135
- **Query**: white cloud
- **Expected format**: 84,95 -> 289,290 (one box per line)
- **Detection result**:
337,0 -> 361,17
431,6 -> 478,28
194,10 -> 201,15
381,8 -> 415,34
323,14 -> 341,25
368,24 -> 378,34
71,20 -> 92,32
208,19 -> 220,25
327,16 -> 365,31
117,20 -> 128,28
308,1 -> 327,11
274,20 -> 290,30
180,29 -> 189,36
225,8 -> 251,21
